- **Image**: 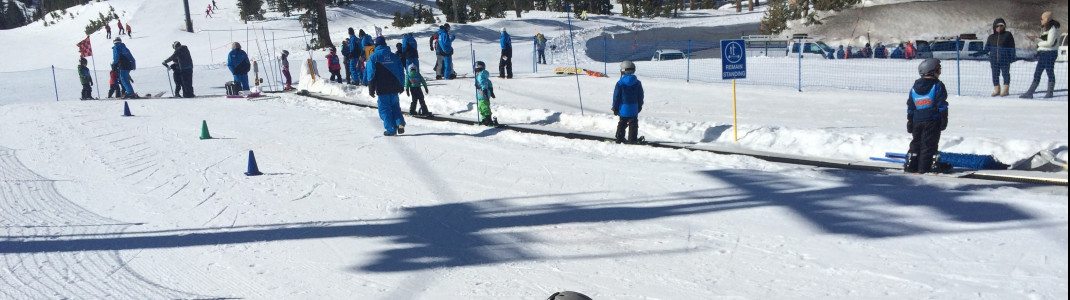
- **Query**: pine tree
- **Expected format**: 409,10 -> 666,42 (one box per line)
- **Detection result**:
237,0 -> 265,22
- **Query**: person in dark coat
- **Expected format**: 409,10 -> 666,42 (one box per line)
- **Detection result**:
341,38 -> 352,84
836,45 -> 845,59
905,59 -> 950,174
535,33 -> 547,64
874,43 -> 887,58
227,42 -> 251,90
162,41 -> 195,98
612,61 -> 645,144
972,18 -> 1016,96
111,37 -> 138,99
280,50 -> 293,90
498,28 -> 513,78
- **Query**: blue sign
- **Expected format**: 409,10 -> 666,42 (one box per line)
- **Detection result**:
721,39 -> 747,80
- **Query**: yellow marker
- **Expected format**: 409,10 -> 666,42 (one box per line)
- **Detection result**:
733,79 -> 738,142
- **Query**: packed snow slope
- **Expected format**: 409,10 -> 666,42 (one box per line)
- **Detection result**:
0,1 -> 1068,298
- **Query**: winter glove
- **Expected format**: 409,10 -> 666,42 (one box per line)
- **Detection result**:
489,87 -> 496,99
405,88 -> 410,96
613,109 -> 619,116
940,117 -> 948,131
369,89 -> 376,98
907,120 -> 913,134
423,87 -> 429,94
162,62 -> 169,67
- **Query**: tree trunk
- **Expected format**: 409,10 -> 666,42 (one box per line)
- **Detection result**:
453,0 -> 463,23
673,0 -> 679,18
735,0 -> 741,13
514,0 -> 521,17
315,0 -> 333,47
748,0 -> 754,11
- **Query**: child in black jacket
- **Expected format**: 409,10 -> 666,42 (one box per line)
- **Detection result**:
906,58 -> 950,174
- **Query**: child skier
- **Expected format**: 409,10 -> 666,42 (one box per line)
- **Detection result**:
326,47 -> 342,83
473,61 -> 497,125
905,58 -> 950,174
107,64 -> 121,98
78,57 -> 94,100
280,50 -> 293,90
404,64 -> 430,116
612,60 -> 644,144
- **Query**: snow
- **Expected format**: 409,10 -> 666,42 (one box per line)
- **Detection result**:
1,0 -> 1067,299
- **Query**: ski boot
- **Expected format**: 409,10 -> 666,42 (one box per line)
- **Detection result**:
903,152 -> 920,173
930,153 -> 953,173
397,125 -> 405,134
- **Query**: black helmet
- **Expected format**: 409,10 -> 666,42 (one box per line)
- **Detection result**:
474,61 -> 486,72
546,291 -> 593,300
281,50 -> 289,57
172,41 -> 181,49
918,58 -> 941,76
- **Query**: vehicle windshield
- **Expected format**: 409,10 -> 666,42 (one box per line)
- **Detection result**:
660,53 -> 685,60
815,41 -> 834,53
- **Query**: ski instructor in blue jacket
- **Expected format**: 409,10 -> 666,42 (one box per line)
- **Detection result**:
437,23 -> 457,79
366,36 -> 408,136
227,42 -> 251,90
612,61 -> 644,144
111,37 -> 138,99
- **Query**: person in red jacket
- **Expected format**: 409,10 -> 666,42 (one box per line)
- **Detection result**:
117,19 -> 124,35
107,64 -> 121,98
125,23 -> 132,38
327,47 -> 342,83
105,23 -> 112,39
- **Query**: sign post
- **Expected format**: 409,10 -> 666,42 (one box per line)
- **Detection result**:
721,39 -> 747,141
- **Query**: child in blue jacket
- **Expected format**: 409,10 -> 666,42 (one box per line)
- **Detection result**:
612,61 -> 644,144
906,58 -> 950,173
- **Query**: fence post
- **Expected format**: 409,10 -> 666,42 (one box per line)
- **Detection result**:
955,36 -> 962,96
687,39 -> 691,83
533,36 -> 537,73
51,65 -> 59,102
797,38 -> 803,92
603,35 -> 608,76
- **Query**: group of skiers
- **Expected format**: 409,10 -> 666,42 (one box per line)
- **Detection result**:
103,19 -> 131,40
835,42 -> 915,60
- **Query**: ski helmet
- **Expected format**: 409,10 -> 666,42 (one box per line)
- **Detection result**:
918,58 -> 941,76
408,64 -> 417,71
546,291 -> 593,300
281,50 -> 289,57
620,60 -> 636,75
79,57 -> 87,64
172,41 -> 181,49
474,61 -> 486,72
113,37 -> 122,44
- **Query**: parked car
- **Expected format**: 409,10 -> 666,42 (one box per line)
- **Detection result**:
922,34 -> 987,60
790,39 -> 835,59
1059,33 -> 1068,63
651,49 -> 687,61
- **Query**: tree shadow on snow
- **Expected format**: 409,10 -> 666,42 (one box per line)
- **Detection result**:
1,168 -> 1053,273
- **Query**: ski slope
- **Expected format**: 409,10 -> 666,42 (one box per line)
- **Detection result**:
1,0 -> 1068,299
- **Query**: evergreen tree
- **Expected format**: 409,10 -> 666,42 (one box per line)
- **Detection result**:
237,0 -> 265,22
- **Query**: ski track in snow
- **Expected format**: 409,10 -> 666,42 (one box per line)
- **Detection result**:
0,146 -> 215,299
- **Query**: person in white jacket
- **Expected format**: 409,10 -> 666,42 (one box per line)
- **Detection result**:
1022,11 -> 1061,98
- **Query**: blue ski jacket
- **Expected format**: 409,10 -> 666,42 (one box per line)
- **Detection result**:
500,32 -> 511,50
907,77 -> 949,124
475,70 -> 493,100
112,42 -> 136,70
437,28 -> 455,55
227,49 -> 250,75
366,45 -> 405,95
612,74 -> 644,118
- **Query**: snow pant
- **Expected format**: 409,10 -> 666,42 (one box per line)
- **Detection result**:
443,55 -> 455,79
377,93 -> 405,135
341,57 -> 350,83
1029,50 -> 1057,86
81,83 -> 92,99
118,70 -> 135,96
283,69 -> 292,86
173,71 -> 183,96
233,74 -> 249,90
106,31 -> 111,39
179,68 -> 194,98
434,55 -> 444,78
408,89 -> 427,114
498,50 -> 513,78
477,96 -> 492,121
108,84 -> 120,98
537,49 -> 546,64
349,58 -> 363,85
990,61 -> 1011,86
907,120 -> 942,173
329,69 -> 342,83
615,116 -> 639,143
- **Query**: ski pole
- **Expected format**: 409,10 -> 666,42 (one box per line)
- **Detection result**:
164,66 -> 174,97
51,65 -> 59,102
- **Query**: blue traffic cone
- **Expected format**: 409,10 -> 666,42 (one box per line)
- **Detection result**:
122,101 -> 133,117
244,150 -> 263,176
